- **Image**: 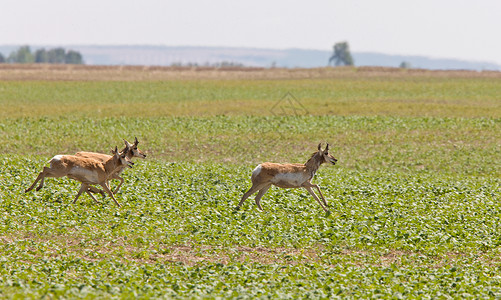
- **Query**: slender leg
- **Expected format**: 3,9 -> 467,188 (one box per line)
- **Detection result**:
85,189 -> 102,204
236,183 -> 267,209
303,181 -> 329,207
100,182 -> 121,207
36,176 -> 48,191
25,172 -> 45,193
73,183 -> 89,204
112,176 -> 125,194
304,187 -> 329,213
25,167 -> 60,192
313,184 -> 328,207
254,185 -> 271,211
87,185 -> 106,197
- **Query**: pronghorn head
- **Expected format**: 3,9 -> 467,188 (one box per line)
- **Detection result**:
318,143 -> 338,165
123,137 -> 147,159
112,146 -> 134,168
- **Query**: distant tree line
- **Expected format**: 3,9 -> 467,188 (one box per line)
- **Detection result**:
0,46 -> 83,64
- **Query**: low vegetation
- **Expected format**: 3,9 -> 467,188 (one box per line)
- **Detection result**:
0,66 -> 500,298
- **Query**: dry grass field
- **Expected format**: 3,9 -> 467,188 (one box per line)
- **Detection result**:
2,63 -> 501,81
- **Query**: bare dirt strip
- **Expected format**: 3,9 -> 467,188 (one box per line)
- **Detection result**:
2,235 -> 496,268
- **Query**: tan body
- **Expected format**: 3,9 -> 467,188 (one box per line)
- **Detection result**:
75,137 -> 146,194
25,147 -> 131,207
237,144 -> 337,213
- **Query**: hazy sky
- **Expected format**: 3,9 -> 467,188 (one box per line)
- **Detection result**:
2,0 -> 501,64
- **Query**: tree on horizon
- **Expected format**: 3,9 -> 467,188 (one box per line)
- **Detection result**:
7,46 -> 34,63
328,41 -> 354,66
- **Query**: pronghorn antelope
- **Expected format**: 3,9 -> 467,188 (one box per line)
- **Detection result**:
236,143 -> 337,213
25,146 -> 132,207
75,137 -> 146,194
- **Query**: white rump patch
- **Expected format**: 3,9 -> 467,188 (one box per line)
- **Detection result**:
252,165 -> 262,177
51,155 -> 63,162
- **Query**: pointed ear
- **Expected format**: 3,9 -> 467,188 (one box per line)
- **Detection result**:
318,143 -> 322,151
134,137 -> 139,145
123,139 -> 132,147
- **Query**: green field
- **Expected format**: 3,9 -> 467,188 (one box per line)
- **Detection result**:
1,67 -> 500,298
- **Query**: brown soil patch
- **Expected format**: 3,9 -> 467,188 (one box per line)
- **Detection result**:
3,235 -> 498,268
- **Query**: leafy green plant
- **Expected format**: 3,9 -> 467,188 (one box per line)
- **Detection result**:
2,155 -> 500,298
